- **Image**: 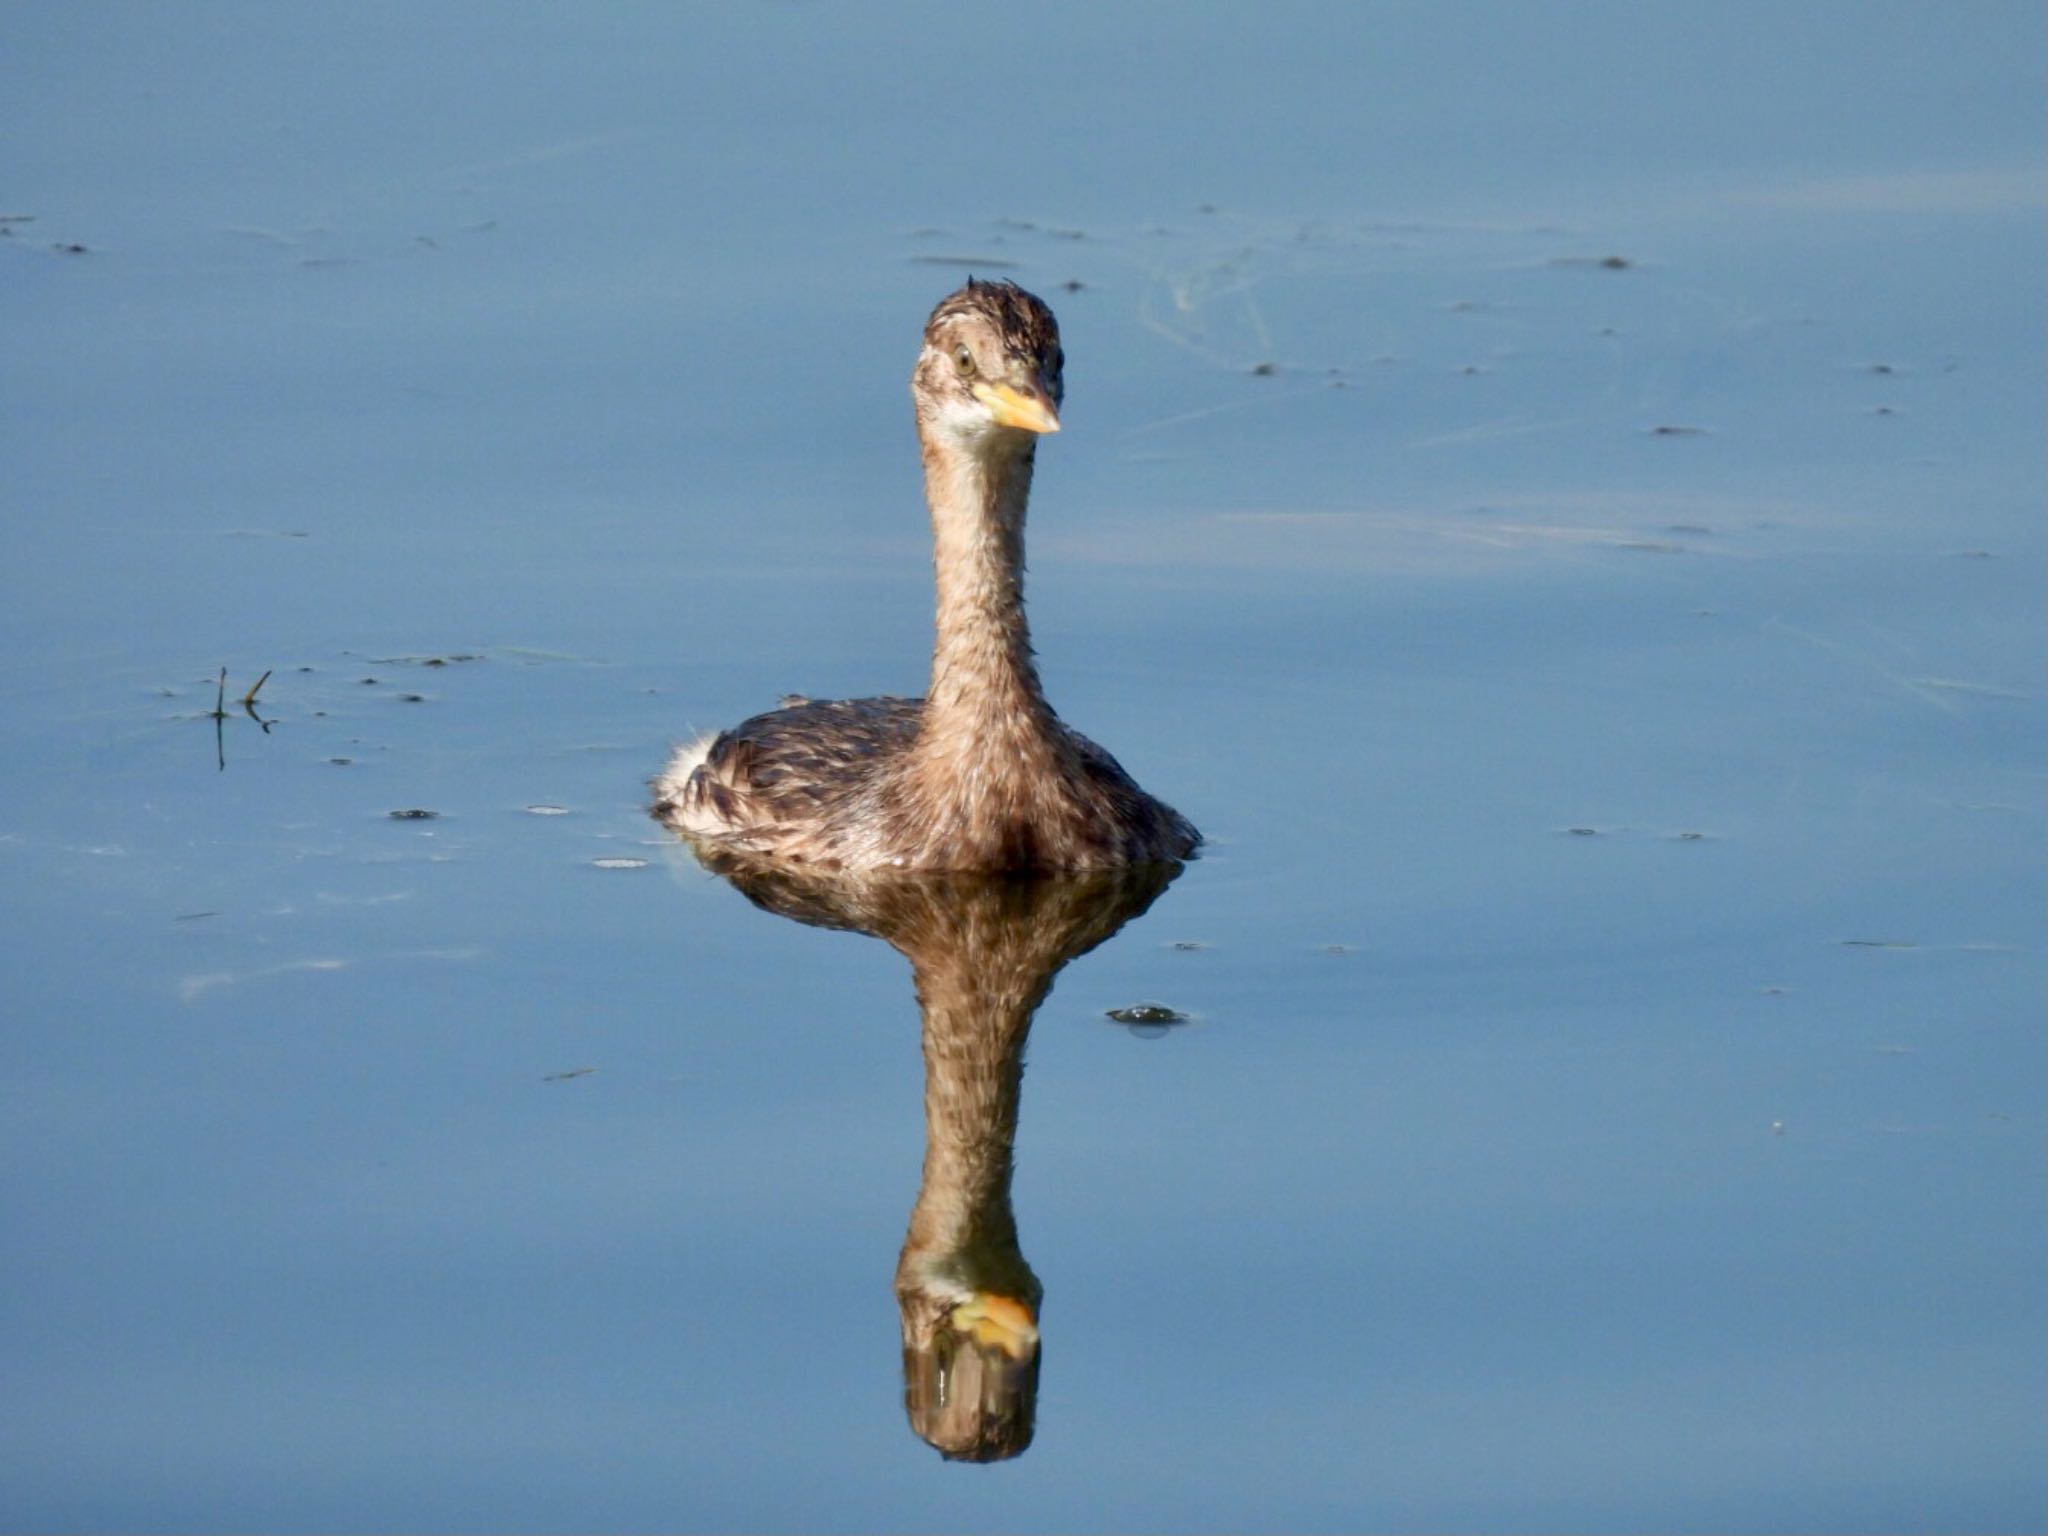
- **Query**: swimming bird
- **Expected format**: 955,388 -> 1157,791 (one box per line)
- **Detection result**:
653,279 -> 1198,871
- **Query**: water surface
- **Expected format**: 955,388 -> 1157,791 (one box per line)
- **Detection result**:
3,5 -> 2043,1531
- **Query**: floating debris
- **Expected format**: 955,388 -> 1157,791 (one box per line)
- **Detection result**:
1250,361 -> 1278,376
388,808 -> 440,821
543,1067 -> 595,1082
366,652 -> 483,667
1166,939 -> 1209,952
1649,424 -> 1708,436
1106,1003 -> 1187,1025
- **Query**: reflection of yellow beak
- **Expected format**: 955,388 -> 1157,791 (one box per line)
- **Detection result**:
949,1292 -> 1041,1359
973,379 -> 1061,434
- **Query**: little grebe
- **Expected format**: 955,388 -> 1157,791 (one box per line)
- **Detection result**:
653,279 -> 1198,871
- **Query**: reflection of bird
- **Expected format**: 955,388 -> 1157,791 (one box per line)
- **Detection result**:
689,845 -> 1182,1461
654,279 -> 1198,872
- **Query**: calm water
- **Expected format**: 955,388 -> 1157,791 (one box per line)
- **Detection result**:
4,5 -> 2044,1531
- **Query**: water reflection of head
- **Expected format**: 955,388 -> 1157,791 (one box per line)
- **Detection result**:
686,846 -> 1182,1461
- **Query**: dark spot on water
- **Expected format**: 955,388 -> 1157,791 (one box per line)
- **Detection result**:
1251,362 -> 1278,376
388,808 -> 439,820
1167,940 -> 1209,951
360,677 -> 379,685
329,757 -> 352,766
1060,279 -> 1085,292
1107,1003 -> 1187,1025
543,1067 -> 595,1082
1650,424 -> 1707,436
52,242 -> 89,255
1842,938 -> 1915,949
1674,830 -> 1708,841
398,693 -> 425,703
1868,363 -> 1896,375
1600,255 -> 1630,269
174,912 -> 219,922
1567,826 -> 1600,837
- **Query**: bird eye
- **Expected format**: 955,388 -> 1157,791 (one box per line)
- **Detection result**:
953,344 -> 976,376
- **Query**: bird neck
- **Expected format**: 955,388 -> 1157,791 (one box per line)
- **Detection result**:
920,435 -> 1053,741
896,945 -> 1042,1306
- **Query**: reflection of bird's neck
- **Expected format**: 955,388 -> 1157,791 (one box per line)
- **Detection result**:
897,949 -> 1045,1309
919,433 -> 1053,753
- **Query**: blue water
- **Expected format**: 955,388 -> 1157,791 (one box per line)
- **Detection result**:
4,4 -> 2043,1531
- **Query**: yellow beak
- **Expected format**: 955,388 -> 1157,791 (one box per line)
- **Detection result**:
948,1291 -> 1041,1359
973,379 -> 1061,434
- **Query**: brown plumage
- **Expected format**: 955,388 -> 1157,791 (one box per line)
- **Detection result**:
652,279 -> 1198,871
